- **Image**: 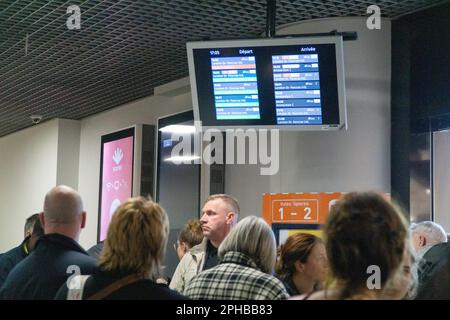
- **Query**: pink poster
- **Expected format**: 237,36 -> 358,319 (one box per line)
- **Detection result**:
100,136 -> 134,241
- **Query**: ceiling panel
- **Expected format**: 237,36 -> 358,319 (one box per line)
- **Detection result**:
0,0 -> 447,136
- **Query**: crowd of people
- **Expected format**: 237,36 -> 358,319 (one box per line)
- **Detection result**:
0,185 -> 449,300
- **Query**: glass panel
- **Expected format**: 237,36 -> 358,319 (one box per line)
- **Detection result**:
410,132 -> 431,223
157,111 -> 201,279
433,130 -> 450,232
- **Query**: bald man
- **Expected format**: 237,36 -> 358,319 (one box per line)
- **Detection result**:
0,186 -> 96,299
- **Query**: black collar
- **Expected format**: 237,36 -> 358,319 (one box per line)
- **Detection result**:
206,240 -> 218,254
35,233 -> 88,254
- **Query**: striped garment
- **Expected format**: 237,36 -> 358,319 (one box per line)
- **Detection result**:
184,251 -> 289,300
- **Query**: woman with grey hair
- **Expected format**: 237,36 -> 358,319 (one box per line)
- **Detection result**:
184,216 -> 289,300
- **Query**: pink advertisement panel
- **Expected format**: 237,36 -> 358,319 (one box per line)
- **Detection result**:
99,136 -> 134,241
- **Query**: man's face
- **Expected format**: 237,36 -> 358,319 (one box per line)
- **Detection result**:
200,199 -> 233,243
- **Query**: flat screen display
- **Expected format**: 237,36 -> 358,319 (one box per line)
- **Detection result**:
187,36 -> 347,130
98,128 -> 134,242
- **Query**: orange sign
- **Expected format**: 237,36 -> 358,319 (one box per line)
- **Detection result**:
263,192 -> 391,245
262,192 -> 344,226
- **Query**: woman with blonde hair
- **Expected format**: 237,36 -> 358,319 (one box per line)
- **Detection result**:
55,197 -> 186,300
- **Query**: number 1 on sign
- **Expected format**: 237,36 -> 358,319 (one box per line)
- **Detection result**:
279,207 -> 283,220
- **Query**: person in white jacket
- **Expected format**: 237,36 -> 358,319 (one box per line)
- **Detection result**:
169,194 -> 239,293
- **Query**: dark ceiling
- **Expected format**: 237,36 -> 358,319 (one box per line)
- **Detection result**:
0,0 -> 447,137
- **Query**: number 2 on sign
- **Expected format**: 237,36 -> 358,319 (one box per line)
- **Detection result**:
303,207 -> 312,220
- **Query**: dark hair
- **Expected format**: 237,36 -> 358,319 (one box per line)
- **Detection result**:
324,192 -> 407,299
25,213 -> 44,237
178,220 -> 203,248
276,233 -> 323,278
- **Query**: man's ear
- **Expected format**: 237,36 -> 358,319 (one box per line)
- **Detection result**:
419,235 -> 427,247
80,211 -> 86,229
225,212 -> 235,225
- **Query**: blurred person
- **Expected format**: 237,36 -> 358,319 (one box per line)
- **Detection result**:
409,221 -> 450,299
414,241 -> 450,299
380,240 -> 418,300
276,233 -> 328,296
184,216 -> 289,300
293,192 -> 408,300
0,213 -> 44,287
410,221 -> 447,260
0,186 -> 96,299
170,194 -> 239,292
156,219 -> 203,286
174,219 -> 203,260
55,197 -> 186,300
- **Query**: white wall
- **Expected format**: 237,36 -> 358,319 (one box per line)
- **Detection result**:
77,93 -> 192,249
0,93 -> 191,252
0,120 -> 59,251
0,119 -> 84,251
56,119 -> 81,188
226,17 -> 392,217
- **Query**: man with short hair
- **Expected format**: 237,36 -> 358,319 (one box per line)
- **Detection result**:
411,221 -> 447,259
410,221 -> 450,299
0,213 -> 44,287
169,194 -> 239,293
0,185 -> 96,299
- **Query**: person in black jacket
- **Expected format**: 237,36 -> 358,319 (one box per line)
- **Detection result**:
0,185 -> 97,299
86,241 -> 104,261
0,213 -> 44,287
55,196 -> 187,300
415,242 -> 450,299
